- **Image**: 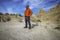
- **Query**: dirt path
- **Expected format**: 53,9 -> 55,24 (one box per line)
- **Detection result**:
0,21 -> 60,40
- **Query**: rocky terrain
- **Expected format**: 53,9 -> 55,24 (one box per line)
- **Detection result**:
0,3 -> 60,40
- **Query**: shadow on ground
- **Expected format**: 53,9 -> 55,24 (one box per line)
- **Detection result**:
32,23 -> 38,28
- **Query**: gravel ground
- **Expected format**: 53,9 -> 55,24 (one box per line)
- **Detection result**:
0,21 -> 60,40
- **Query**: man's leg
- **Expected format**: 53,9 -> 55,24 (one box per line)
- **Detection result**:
28,16 -> 31,29
24,17 -> 28,28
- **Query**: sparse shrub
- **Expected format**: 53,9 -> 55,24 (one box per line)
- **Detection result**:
55,25 -> 60,30
19,14 -> 23,17
58,16 -> 60,18
13,14 -> 15,15
5,13 -> 9,15
0,12 -> 3,15
37,20 -> 41,22
56,20 -> 59,21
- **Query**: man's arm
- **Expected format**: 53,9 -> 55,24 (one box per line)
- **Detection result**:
29,9 -> 32,16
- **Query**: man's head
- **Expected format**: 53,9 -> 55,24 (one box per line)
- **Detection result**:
26,5 -> 29,9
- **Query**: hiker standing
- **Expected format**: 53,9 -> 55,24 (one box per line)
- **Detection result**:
24,5 -> 32,29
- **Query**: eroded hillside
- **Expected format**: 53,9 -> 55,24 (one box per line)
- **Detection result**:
31,3 -> 60,26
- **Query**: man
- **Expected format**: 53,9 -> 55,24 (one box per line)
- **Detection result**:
24,5 -> 32,29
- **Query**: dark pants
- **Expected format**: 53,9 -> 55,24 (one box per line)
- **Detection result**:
25,16 -> 31,28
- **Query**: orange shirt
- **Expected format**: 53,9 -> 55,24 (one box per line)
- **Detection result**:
24,8 -> 32,16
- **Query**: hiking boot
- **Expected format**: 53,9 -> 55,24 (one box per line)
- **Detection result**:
24,27 -> 27,28
29,27 -> 31,29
